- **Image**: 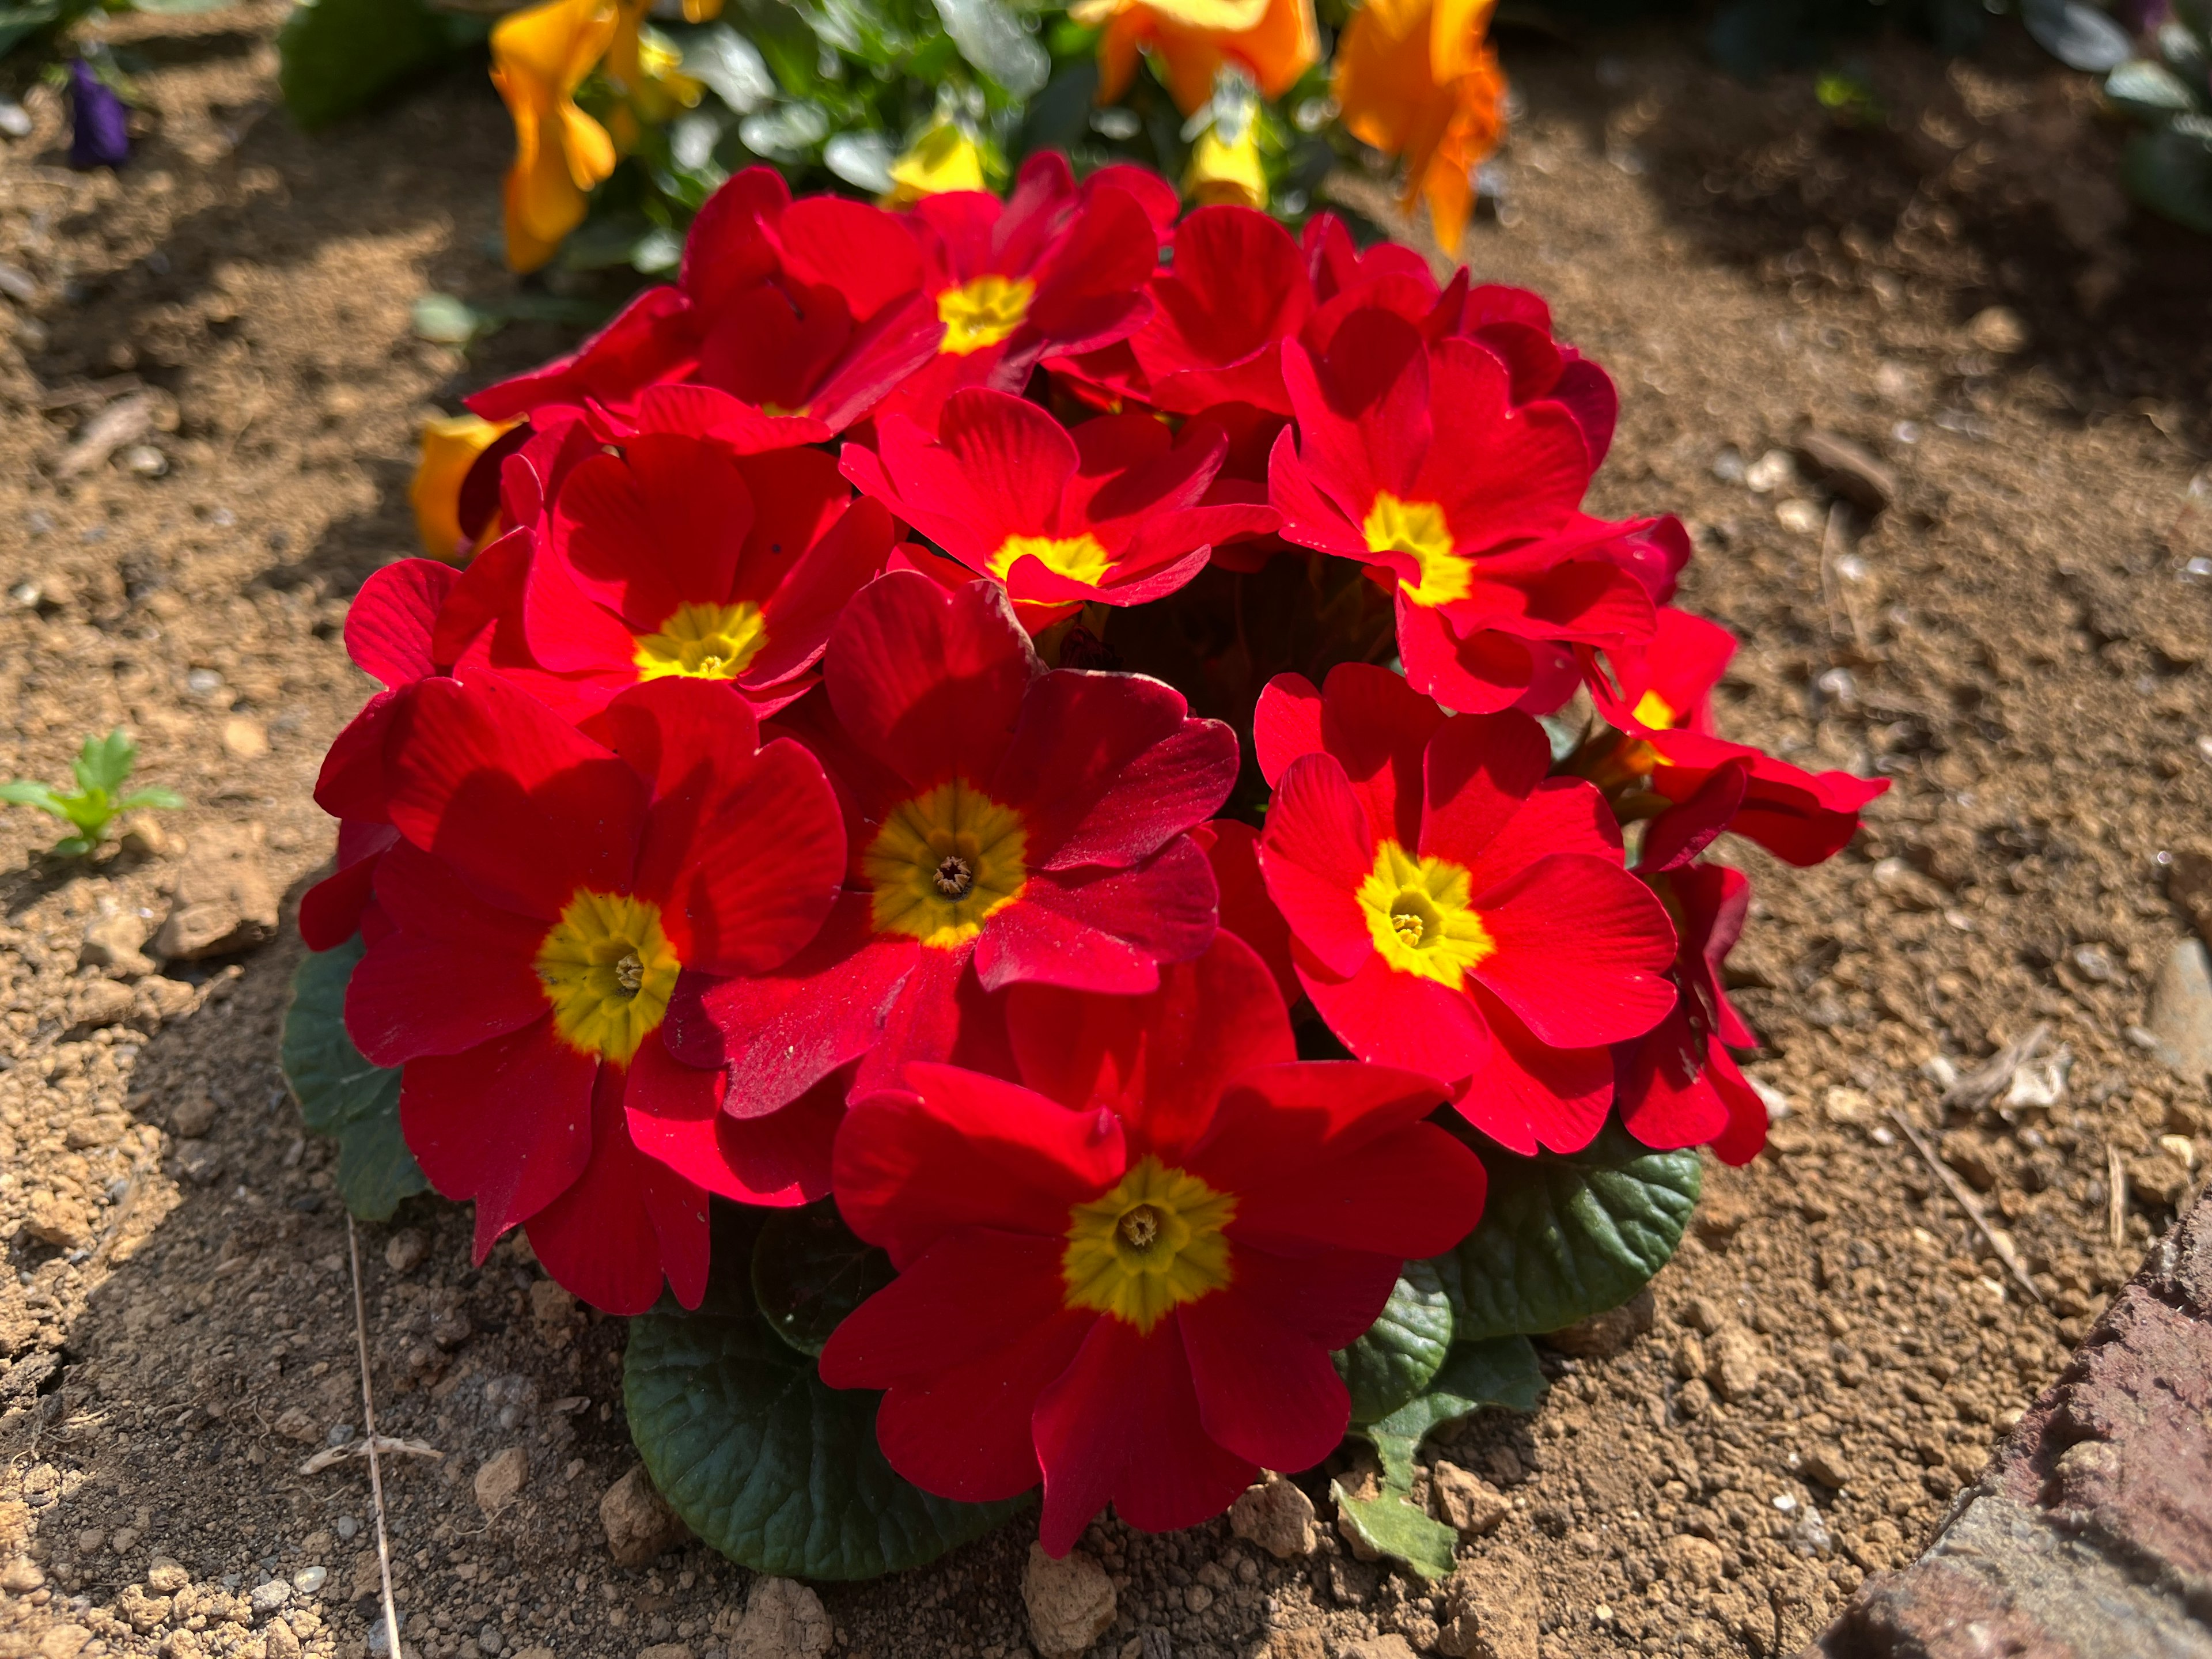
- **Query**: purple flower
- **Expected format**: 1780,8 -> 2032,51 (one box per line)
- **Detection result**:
68,60 -> 129,171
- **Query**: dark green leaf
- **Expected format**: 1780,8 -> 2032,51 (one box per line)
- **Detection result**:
1363,1337 -> 1546,1487
626,1213 -> 1027,1580
1440,1124 -> 1699,1342
1332,1259 -> 1452,1425
2123,127 -> 2212,233
277,0 -> 460,131
1330,1479 -> 1456,1579
750,1201 -> 895,1359
281,936 -> 429,1221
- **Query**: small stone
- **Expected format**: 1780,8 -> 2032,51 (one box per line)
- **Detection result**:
335,1516 -> 361,1541
293,1566 -> 328,1594
1872,857 -> 1944,912
1184,1582 -> 1213,1613
264,1618 -> 302,1659
1662,1533 -> 1725,1586
2,1557 -> 45,1593
2129,1150 -> 2192,1209
600,1465 -> 689,1568
37,1625 -> 92,1659
221,717 -> 269,760
1430,1463 -> 1509,1537
81,910 -> 155,979
1680,1296 -> 1724,1335
274,1407 -> 318,1442
133,974 -> 197,1027
1797,429 -> 1899,514
119,444 -> 168,478
1542,1286 -> 1654,1358
1965,306 -> 2029,354
250,1578 -> 293,1616
1434,1549 -> 1539,1659
118,812 -> 174,859
530,1279 -> 578,1330
66,976 -> 137,1037
384,1229 -> 428,1273
475,1448 -> 528,1518
1022,1543 -> 1116,1659
111,1527 -> 139,1554
146,1558 -> 190,1593
637,1647 -> 694,1659
152,822 -> 280,960
1707,1325 -> 1766,1403
732,1577 -> 831,1659
2149,940 -> 2212,1082
64,1110 -> 129,1150
1338,1639 -> 1418,1659
24,1190 -> 90,1248
119,1584 -> 173,1632
1230,1471 -> 1318,1558
173,1138 -> 221,1184
1776,498 -> 1824,534
1744,448 -> 1796,494
1675,1377 -> 1712,1419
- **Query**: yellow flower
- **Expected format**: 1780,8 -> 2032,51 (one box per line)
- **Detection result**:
1183,97 -> 1267,210
1072,0 -> 1317,117
881,120 -> 988,205
607,0 -> 703,134
1333,0 -> 1506,254
491,0 -> 622,273
409,413 -> 518,563
680,0 -> 722,17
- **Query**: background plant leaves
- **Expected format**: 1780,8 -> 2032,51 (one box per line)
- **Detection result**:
277,0 -> 480,132
1332,1259 -> 1453,1426
281,935 -> 428,1221
751,1200 -> 896,1358
626,1209 -> 1026,1580
1362,1336 -> 1546,1487
1439,1124 -> 1699,1343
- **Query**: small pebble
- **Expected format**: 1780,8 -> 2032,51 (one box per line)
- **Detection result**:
293,1566 -> 327,1594
185,668 -> 224,695
326,1422 -> 355,1448
335,1516 -> 360,1541
249,1578 -> 292,1615
0,98 -> 29,138
119,444 -> 166,477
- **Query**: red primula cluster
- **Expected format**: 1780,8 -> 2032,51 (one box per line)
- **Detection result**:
313,153 -> 1885,1552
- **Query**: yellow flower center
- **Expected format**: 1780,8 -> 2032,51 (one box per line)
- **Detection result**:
535,889 -> 682,1066
1062,1156 -> 1236,1333
1357,840 -> 1496,990
631,600 -> 768,683
1631,690 -> 1676,730
988,532 -> 1113,587
862,779 -> 1028,949
936,274 -> 1036,357
1363,493 -> 1473,608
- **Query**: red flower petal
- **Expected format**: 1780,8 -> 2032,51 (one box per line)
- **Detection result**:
382,676 -> 646,918
1177,1279 -> 1349,1474
1252,672 -> 1325,787
1296,945 -> 1490,1086
1468,853 -> 1678,1048
774,195 -> 926,327
347,560 -> 455,688
833,1065 -> 1127,1267
623,1037 -> 836,1206
824,572 -> 1036,790
399,1018 -> 597,1259
1315,662 -> 1443,849
1395,599 -> 1536,714
1223,1115 -> 1486,1260
1202,820 -> 1300,1008
1032,1316 -> 1255,1555
526,1063 -> 710,1315
1257,753 -> 1376,980
1417,708 -> 1551,870
1449,990 -> 1613,1157
819,1227 -> 1071,1387
973,839 -> 1218,996
1007,931 -> 1294,1161
1227,1238 -> 1406,1351
1615,1003 -> 1732,1154
299,824 -> 397,952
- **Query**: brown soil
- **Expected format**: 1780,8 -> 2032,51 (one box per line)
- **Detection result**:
2,10 -> 2209,1659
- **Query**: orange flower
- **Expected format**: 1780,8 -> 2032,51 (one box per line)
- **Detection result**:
1073,0 -> 1317,117
1333,0 -> 1505,254
491,0 -> 622,272
409,413 -> 517,561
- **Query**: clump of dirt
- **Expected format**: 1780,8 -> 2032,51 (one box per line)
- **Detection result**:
2,11 -> 2208,1659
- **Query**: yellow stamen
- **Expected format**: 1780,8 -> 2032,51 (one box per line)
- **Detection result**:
937,274 -> 1036,357
1631,690 -> 1676,730
1363,491 -> 1472,607
1062,1157 -> 1236,1332
535,889 -> 681,1065
1357,840 -> 1495,990
632,599 -> 768,683
989,532 -> 1113,588
863,779 -> 1028,949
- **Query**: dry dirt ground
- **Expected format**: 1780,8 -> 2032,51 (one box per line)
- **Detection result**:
1,9 -> 2209,1659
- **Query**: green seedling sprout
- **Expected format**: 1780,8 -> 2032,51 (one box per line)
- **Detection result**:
0,729 -> 183,857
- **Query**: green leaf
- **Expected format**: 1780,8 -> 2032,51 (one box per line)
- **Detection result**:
58,787 -> 114,837
281,935 -> 429,1221
2107,57 -> 2202,123
131,0 -> 232,13
933,0 -> 1047,96
750,1201 -> 895,1359
1440,1124 -> 1699,1342
685,23 -> 776,113
278,0 -> 459,132
1330,1479 -> 1457,1580
51,835 -> 93,859
73,728 -> 134,795
2123,126 -> 2212,234
626,1213 -> 1027,1580
118,787 -> 184,811
411,292 -> 486,345
1363,1337 -> 1546,1487
1332,1259 -> 1452,1425
0,780 -> 64,813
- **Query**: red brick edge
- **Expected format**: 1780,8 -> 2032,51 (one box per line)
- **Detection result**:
1802,1185 -> 2212,1659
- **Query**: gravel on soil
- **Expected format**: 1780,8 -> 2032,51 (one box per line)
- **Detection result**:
1,10 -> 2209,1659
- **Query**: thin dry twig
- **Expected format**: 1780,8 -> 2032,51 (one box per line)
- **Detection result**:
347,1213 -> 406,1659
1940,1024 -> 2051,1114
1820,502 -> 1871,656
2108,1145 -> 2128,1249
298,1435 -> 444,1476
1887,1108 -> 2044,1304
